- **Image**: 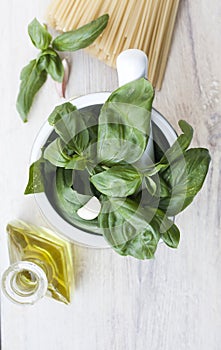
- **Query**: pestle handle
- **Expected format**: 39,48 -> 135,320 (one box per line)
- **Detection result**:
116,49 -> 148,87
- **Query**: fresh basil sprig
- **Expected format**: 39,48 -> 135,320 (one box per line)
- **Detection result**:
16,15 -> 109,122
24,78 -> 211,260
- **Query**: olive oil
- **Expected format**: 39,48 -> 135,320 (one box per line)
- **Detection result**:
6,220 -> 74,304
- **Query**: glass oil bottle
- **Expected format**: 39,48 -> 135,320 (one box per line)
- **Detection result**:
2,220 -> 74,305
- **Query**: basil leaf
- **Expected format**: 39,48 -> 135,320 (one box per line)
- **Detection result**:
159,177 -> 170,197
97,103 -> 150,165
46,55 -> 64,82
56,168 -> 91,209
39,48 -> 58,57
28,18 -> 52,50
97,79 -> 154,165
38,49 -> 64,82
45,104 -> 96,170
147,209 -> 180,248
142,120 -> 193,176
48,102 -> 77,126
48,103 -> 98,152
16,59 -> 47,122
54,168 -> 101,232
20,59 -> 36,79
52,14 -> 109,52
63,189 -> 91,208
161,224 -> 180,248
107,78 -> 154,110
90,165 -> 142,197
51,109 -> 89,153
160,120 -> 193,165
99,197 -> 160,259
143,163 -> 168,176
48,104 -> 98,170
159,148 -> 211,215
44,138 -> 71,167
55,168 -> 88,216
145,176 -> 157,196
24,158 -> 44,194
64,189 -> 92,209
65,155 -> 87,170
36,55 -> 50,71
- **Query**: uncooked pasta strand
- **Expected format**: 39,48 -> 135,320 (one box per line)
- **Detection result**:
95,0 -> 119,51
109,1 -> 133,54
46,0 -> 60,19
152,0 -> 177,86
142,0 -> 161,56
65,0 -> 88,29
133,1 -> 151,49
157,0 -> 180,88
45,0 -> 180,89
103,1 -> 127,56
150,0 -> 173,83
46,0 -> 65,27
56,0 -> 74,30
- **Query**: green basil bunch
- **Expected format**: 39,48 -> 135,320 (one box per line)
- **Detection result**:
16,15 -> 109,122
25,78 -> 211,260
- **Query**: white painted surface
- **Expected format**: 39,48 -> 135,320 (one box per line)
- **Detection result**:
0,1 -> 221,350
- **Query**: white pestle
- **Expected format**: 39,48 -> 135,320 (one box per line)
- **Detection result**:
77,49 -> 154,221
116,49 -> 148,86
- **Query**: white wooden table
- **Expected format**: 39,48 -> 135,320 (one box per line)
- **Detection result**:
1,1 -> 221,349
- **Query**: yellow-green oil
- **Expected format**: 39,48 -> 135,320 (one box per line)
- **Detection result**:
6,220 -> 74,304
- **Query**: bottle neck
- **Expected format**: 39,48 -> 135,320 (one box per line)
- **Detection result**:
2,261 -> 48,304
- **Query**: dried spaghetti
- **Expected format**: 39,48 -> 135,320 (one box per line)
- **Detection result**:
46,0 -> 180,89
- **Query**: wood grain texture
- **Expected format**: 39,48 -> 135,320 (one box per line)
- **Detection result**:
1,1 -> 221,350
